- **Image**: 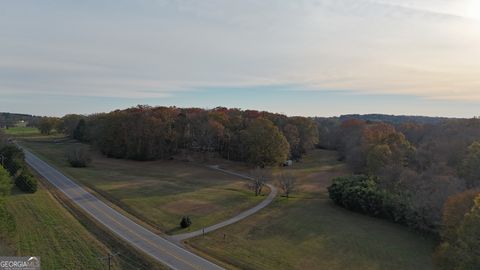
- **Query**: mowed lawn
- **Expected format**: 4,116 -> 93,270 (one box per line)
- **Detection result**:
187,150 -> 435,270
19,135 -> 265,234
3,186 -> 111,269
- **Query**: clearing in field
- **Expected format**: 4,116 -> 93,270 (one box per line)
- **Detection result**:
17,134 -> 266,234
187,149 -> 436,270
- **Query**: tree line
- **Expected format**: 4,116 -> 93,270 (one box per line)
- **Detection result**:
319,117 -> 480,269
0,113 -> 39,129
0,130 -> 37,244
53,106 -> 319,167
0,132 -> 38,193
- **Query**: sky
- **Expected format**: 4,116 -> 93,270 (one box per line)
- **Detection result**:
1,0 -> 480,117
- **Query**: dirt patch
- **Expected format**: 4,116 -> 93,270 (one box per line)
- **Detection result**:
300,171 -> 346,192
162,199 -> 222,215
106,179 -> 160,190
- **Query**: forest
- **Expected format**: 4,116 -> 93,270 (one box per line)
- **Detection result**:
43,106 -> 319,166
319,117 -> 480,269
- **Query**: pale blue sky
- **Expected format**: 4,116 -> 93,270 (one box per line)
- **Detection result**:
1,0 -> 480,117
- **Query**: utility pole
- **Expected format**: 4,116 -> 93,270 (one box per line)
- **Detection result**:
99,251 -> 119,270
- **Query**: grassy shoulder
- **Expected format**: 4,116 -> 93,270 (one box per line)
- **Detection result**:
2,185 -> 111,269
17,134 -> 265,234
186,149 -> 436,270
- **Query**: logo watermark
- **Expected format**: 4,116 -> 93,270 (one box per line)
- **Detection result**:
0,257 -> 40,270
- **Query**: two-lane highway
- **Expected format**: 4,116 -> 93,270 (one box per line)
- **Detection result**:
23,148 -> 224,270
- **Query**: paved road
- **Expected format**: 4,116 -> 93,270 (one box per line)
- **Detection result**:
23,148 -> 224,270
172,165 -> 277,242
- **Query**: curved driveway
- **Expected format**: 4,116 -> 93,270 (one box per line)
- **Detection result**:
171,165 -> 277,242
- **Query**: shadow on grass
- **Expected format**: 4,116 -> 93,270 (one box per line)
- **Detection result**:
8,186 -> 30,197
166,226 -> 191,235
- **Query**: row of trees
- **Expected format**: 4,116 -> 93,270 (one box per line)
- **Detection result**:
55,106 -> 319,167
321,117 -> 480,268
0,132 -> 38,193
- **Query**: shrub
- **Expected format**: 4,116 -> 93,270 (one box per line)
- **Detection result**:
328,175 -> 420,229
15,171 -> 37,193
65,145 -> 91,168
0,144 -> 25,176
180,216 -> 192,228
328,175 -> 384,216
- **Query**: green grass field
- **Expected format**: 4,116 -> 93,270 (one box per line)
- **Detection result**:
2,186 -> 113,269
187,150 -> 436,270
18,135 -> 265,234
2,126 -> 40,136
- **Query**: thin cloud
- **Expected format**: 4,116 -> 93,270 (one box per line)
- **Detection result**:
0,0 -> 479,107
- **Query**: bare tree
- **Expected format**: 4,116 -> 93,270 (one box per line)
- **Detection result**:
249,168 -> 269,196
65,145 -> 92,167
278,172 -> 297,198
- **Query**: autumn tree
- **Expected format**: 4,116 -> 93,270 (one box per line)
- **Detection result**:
66,106 -> 321,164
38,117 -> 60,135
241,118 -> 290,167
283,124 -> 301,160
91,106 -> 179,160
59,114 -> 84,137
360,123 -> 415,174
440,189 -> 480,242
366,144 -> 392,175
435,194 -> 480,269
288,117 -> 319,158
459,141 -> 480,188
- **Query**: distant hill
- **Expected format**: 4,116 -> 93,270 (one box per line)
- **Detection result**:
337,114 -> 450,125
0,112 -> 40,128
